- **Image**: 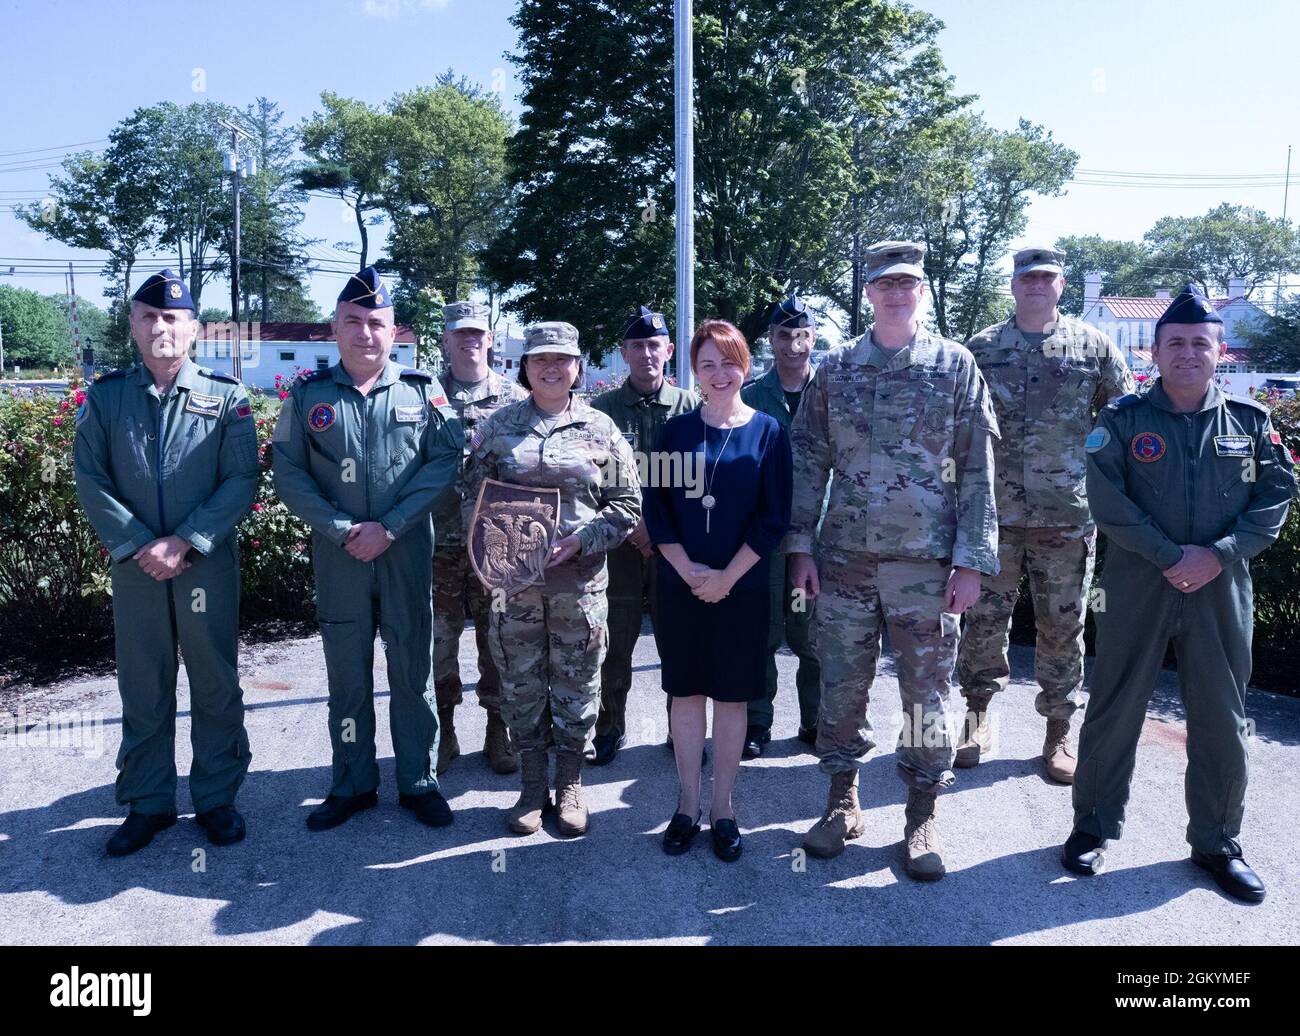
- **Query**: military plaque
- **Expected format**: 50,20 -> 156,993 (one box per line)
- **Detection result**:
469,479 -> 561,597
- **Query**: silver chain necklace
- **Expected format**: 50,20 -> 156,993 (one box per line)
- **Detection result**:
700,422 -> 735,534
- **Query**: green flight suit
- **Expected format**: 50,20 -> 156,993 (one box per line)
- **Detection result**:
589,378 -> 699,739
741,366 -> 821,732
273,361 -> 462,798
1075,380 -> 1296,855
73,360 -> 258,815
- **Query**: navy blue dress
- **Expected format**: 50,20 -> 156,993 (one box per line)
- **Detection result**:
644,409 -> 792,701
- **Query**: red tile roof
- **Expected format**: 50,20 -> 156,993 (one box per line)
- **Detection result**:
1098,296 -> 1235,320
200,321 -> 416,344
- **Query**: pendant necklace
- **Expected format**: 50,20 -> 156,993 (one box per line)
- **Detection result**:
700,418 -> 735,534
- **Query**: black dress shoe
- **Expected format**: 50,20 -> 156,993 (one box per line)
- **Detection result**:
399,789 -> 454,828
306,790 -> 378,831
1191,849 -> 1266,903
742,726 -> 770,760
1060,829 -> 1108,875
796,725 -> 817,746
590,731 -> 626,767
662,813 -> 701,856
105,812 -> 177,857
711,817 -> 742,862
195,805 -> 246,846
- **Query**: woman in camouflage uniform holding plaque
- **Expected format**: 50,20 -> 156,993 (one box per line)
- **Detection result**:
461,322 -> 641,837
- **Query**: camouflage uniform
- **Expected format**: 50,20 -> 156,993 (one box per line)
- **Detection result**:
461,397 -> 641,753
958,313 -> 1133,718
590,377 -> 699,740
786,328 -> 1000,790
433,369 -> 528,715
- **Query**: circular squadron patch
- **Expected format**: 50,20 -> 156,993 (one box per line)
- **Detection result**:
308,402 -> 337,432
1131,431 -> 1166,463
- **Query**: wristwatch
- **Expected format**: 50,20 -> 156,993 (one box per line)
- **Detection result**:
383,527 -> 396,542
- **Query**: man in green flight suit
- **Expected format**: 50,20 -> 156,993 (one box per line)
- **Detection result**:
740,295 -> 822,759
1061,283 -> 1296,903
588,306 -> 699,765
274,267 -> 463,832
74,269 -> 258,856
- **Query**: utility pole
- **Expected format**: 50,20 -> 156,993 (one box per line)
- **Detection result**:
68,262 -> 91,382
0,265 -> 12,373
674,0 -> 695,390
1278,145 -> 1292,312
850,121 -> 863,338
220,119 -> 255,381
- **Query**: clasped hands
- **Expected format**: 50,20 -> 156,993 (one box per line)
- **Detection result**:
133,535 -> 192,581
1162,545 -> 1223,594
682,563 -> 734,603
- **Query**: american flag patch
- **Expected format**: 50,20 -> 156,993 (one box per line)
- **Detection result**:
1271,430 -> 1283,445
469,428 -> 484,451
235,402 -> 253,418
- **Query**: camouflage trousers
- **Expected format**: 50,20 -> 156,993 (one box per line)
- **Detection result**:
956,524 -> 1096,719
432,543 -> 502,714
487,586 -> 609,754
813,548 -> 957,792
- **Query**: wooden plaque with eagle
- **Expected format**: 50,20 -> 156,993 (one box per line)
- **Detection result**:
468,479 -> 561,597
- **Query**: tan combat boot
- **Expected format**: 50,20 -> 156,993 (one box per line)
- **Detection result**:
954,694 -> 992,768
507,750 -> 551,835
436,707 -> 460,775
553,750 -> 589,837
802,770 -> 866,859
1043,717 -> 1076,784
903,788 -> 946,881
485,711 -> 519,775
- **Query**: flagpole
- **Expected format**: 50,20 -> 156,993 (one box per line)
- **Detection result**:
674,0 -> 695,390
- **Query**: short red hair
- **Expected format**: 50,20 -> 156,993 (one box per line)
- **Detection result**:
690,319 -> 751,378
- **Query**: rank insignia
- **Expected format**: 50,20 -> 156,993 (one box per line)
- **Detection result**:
308,402 -> 336,432
1131,431 -> 1166,463
168,282 -> 183,299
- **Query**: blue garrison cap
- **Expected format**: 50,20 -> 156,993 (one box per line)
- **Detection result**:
337,266 -> 392,309
1156,282 -> 1223,330
769,295 -> 814,329
621,305 -> 668,341
131,269 -> 194,310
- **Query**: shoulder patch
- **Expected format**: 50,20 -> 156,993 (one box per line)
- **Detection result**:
94,368 -> 127,382
399,367 -> 433,381
1084,427 -> 1110,453
1107,393 -> 1143,410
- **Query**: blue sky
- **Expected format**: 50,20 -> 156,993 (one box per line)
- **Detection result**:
1,0 -> 1297,323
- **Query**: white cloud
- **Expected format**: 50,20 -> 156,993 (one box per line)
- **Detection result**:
361,0 -> 450,18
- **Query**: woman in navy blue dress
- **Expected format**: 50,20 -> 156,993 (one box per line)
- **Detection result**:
644,319 -> 792,861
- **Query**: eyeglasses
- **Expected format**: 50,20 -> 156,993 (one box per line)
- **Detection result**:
872,276 -> 921,292
528,355 -> 578,369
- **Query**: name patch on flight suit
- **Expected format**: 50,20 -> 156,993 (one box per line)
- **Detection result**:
1214,435 -> 1254,458
185,392 -> 223,418
1131,432 -> 1166,463
395,404 -> 425,423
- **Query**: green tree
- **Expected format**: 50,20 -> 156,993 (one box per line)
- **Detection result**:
0,286 -> 69,369
238,98 -> 318,322
899,115 -> 1078,340
489,0 -> 965,357
384,75 -> 512,307
1053,235 -> 1165,315
299,93 -> 393,270
1144,203 -> 1300,299
1239,294 -> 1300,371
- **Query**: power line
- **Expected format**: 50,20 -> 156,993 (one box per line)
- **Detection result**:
0,138 -> 107,159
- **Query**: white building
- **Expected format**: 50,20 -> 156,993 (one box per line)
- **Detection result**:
193,322 -> 417,391
1080,273 -> 1267,376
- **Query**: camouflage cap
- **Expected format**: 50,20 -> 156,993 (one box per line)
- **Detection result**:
444,300 -> 491,332
522,321 -> 581,357
864,241 -> 925,282
1012,246 -> 1065,277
